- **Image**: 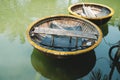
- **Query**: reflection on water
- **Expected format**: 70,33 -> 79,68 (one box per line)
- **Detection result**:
114,17 -> 120,31
99,24 -> 108,37
89,69 -> 109,80
0,0 -> 120,80
31,48 -> 96,80
0,0 -> 31,43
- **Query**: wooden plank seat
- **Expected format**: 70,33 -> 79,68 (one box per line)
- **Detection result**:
33,27 -> 97,39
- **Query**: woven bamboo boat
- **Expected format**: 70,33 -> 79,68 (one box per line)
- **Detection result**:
26,15 -> 102,57
68,3 -> 114,25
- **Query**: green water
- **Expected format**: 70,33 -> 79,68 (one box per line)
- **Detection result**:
0,0 -> 120,80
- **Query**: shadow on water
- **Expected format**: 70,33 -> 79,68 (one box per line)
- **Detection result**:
31,48 -> 96,80
99,24 -> 109,37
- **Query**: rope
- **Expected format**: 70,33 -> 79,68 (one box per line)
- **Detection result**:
108,43 -> 120,80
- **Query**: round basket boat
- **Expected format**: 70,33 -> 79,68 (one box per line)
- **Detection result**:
26,15 -> 102,57
68,3 -> 114,25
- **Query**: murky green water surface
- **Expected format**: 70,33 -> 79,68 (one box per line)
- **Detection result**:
0,0 -> 120,80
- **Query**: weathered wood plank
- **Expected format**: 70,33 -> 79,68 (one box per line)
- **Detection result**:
82,6 -> 97,18
33,27 -> 97,39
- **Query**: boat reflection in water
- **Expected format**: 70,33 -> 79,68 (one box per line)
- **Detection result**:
31,48 -> 96,80
99,24 -> 108,37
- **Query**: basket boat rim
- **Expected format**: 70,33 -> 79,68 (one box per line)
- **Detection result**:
68,3 -> 114,20
26,15 -> 103,56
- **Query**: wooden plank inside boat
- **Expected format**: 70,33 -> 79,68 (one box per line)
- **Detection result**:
33,27 -> 97,39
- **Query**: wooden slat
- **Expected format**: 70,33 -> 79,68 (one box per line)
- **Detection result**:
33,27 -> 97,39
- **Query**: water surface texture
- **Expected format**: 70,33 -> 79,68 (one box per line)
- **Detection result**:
0,0 -> 120,80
